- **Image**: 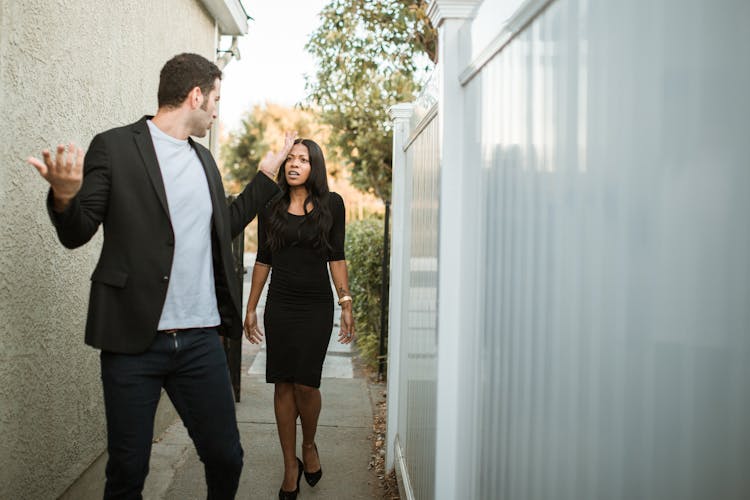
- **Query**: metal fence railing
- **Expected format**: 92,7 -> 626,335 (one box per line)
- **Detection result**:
224,195 -> 244,402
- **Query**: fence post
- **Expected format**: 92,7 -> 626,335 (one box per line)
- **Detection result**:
225,195 -> 244,402
386,103 -> 414,471
378,200 -> 391,380
428,1 -> 482,498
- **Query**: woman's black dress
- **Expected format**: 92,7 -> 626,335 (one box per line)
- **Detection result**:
256,192 -> 346,388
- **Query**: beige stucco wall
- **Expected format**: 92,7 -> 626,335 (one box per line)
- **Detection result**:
0,1 -> 218,498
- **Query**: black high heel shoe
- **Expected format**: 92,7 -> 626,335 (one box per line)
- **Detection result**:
278,457 -> 303,500
303,443 -> 323,487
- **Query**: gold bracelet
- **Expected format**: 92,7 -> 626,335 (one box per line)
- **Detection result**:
337,295 -> 352,305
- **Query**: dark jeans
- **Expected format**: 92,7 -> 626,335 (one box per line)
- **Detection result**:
100,327 -> 243,500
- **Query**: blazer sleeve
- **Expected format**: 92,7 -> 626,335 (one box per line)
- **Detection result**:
228,172 -> 281,238
47,133 -> 110,249
255,210 -> 272,265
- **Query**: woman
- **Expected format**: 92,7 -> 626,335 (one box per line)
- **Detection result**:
244,138 -> 355,499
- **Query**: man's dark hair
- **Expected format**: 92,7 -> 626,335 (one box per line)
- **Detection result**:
158,53 -> 222,109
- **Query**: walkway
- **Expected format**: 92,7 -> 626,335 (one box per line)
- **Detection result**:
144,254 -> 380,499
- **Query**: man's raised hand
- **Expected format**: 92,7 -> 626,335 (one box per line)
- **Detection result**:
27,143 -> 84,212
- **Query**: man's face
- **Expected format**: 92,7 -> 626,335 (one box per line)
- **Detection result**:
191,78 -> 220,137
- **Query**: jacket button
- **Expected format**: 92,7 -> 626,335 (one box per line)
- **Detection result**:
162,275 -> 169,282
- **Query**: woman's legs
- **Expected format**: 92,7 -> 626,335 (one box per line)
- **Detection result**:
294,383 -> 322,472
274,382 -> 300,491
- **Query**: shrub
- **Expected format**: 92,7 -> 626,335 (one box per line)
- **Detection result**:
345,216 -> 387,368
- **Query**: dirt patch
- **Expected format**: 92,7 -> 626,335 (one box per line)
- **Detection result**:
369,379 -> 401,499
353,351 -> 401,499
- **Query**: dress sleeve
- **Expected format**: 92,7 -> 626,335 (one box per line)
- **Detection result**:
328,192 -> 346,261
256,210 -> 273,265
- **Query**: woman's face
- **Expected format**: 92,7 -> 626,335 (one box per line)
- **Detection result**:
284,143 -> 311,187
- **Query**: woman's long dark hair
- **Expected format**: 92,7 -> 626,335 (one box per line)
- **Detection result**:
266,138 -> 333,254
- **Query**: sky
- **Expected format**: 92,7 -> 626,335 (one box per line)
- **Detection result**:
219,0 -> 330,133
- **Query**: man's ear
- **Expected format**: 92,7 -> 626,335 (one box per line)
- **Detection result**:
188,86 -> 203,109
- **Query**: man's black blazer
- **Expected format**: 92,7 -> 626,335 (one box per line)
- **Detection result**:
47,116 -> 279,354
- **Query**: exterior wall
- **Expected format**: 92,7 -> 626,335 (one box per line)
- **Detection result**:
390,0 -> 750,498
0,1 -> 216,498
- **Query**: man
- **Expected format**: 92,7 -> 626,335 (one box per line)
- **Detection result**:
27,53 -> 293,499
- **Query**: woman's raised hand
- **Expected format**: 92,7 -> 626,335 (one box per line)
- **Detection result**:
258,130 -> 297,179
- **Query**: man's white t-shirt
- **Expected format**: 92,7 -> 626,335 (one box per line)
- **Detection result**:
147,120 -> 220,330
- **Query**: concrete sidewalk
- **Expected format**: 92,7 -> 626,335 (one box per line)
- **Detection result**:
143,255 -> 380,499
153,377 -> 378,499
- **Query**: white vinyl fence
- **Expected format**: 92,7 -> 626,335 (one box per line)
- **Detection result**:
386,1 -> 750,499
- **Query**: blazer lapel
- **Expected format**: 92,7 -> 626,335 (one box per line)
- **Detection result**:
133,117 -> 171,219
190,138 -> 226,236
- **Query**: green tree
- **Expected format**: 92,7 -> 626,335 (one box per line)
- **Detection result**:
305,0 -> 436,201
